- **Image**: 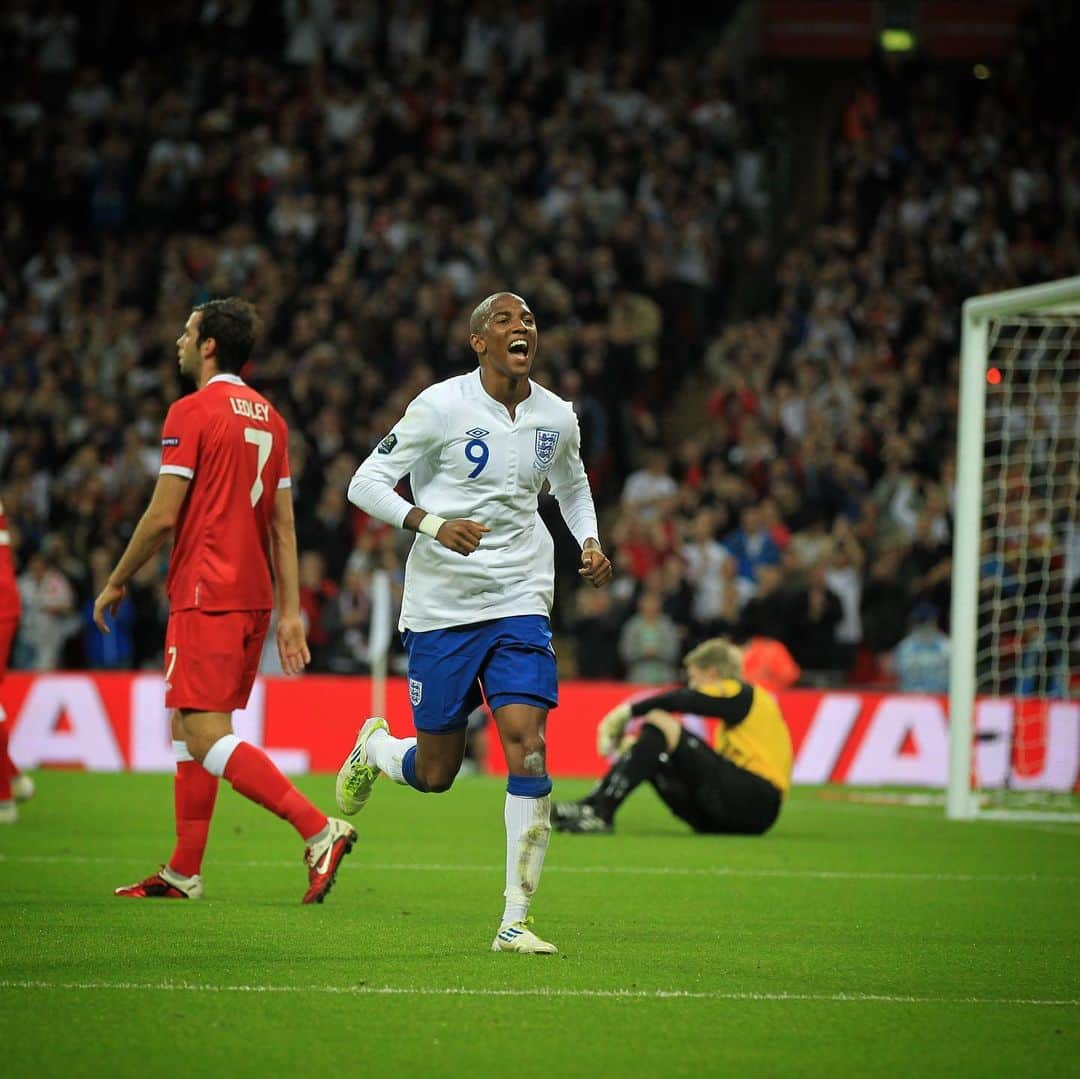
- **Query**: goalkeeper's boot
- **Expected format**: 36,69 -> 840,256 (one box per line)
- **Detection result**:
553,804 -> 613,834
336,716 -> 389,816
302,818 -> 357,904
115,866 -> 204,899
12,773 -> 35,803
491,917 -> 558,955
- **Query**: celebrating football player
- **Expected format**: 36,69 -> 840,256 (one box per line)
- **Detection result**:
337,291 -> 612,954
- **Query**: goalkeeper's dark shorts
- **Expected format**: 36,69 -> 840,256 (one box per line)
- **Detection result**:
651,729 -> 782,835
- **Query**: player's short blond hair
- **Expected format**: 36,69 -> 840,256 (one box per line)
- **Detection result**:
684,637 -> 744,680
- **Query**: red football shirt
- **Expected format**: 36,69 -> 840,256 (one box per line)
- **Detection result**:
0,498 -> 19,619
160,374 -> 291,612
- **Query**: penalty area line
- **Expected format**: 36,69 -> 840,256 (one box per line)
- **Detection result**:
0,980 -> 1075,1007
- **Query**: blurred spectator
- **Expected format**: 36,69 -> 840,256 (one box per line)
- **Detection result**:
128,559 -> 168,670
822,517 -> 865,671
758,496 -> 791,551
297,484 -> 354,582
725,504 -> 782,588
652,555 -> 695,637
82,546 -> 134,669
620,448 -> 677,524
15,550 -> 78,670
741,636 -> 802,694
857,544 -> 911,684
787,563 -> 846,679
618,590 -> 681,685
298,550 -> 337,671
1014,618 -> 1069,699
901,510 -> 953,615
323,565 -> 374,674
734,564 -> 791,644
789,512 -> 833,569
680,507 -> 741,638
570,585 -> 623,680
893,602 -> 951,694
611,513 -> 677,585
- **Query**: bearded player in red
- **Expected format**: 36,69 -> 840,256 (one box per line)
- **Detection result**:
0,493 -> 34,824
94,297 -> 356,903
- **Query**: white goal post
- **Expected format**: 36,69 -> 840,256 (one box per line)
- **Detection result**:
947,275 -> 1080,821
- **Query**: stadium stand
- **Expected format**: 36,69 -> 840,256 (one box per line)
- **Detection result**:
1,0 -> 1077,690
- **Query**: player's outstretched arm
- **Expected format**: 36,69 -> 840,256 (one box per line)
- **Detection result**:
93,474 -> 189,632
269,487 -> 311,675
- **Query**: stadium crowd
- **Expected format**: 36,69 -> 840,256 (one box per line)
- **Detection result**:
1,0 -> 1077,690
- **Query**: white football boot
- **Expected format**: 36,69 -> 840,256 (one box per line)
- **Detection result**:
491,918 -> 558,955
336,716 -> 389,815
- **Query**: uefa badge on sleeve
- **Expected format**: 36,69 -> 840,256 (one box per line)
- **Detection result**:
533,428 -> 560,471
409,678 -> 423,706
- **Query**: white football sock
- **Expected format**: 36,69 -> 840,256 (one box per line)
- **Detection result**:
501,793 -> 551,926
366,727 -> 417,785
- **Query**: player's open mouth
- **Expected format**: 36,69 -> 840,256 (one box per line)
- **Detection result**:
508,340 -> 529,357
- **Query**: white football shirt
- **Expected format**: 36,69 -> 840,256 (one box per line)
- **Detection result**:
347,369 -> 600,632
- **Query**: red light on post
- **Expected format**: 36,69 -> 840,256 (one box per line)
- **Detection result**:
987,367 -> 1002,385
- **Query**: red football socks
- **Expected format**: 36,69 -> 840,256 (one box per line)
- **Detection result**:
168,760 -> 219,878
223,741 -> 327,840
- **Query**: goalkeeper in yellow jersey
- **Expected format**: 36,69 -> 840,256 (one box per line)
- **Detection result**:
553,638 -> 792,835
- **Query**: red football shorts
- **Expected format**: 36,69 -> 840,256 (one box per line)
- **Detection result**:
0,615 -> 18,682
164,609 -> 272,713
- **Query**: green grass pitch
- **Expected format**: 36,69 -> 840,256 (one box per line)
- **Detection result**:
1,772 -> 1077,1077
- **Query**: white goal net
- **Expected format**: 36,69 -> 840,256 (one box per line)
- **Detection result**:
948,277 -> 1080,821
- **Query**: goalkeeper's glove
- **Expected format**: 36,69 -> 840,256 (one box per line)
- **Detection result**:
596,702 -> 632,757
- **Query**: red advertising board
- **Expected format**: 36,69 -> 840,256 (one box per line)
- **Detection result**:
2,672 -> 1077,791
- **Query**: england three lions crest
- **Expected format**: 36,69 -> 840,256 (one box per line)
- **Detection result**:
534,428 -> 560,471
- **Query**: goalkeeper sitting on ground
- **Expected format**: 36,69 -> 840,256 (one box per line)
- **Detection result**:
553,638 -> 792,835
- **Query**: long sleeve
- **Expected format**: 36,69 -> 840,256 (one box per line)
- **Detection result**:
545,411 -> 599,547
628,684 -> 754,726
346,395 -> 443,528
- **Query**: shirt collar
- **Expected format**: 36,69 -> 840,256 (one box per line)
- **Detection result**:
473,367 -> 533,414
206,373 -> 246,387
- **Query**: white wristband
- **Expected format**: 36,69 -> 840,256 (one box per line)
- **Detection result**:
418,513 -> 446,539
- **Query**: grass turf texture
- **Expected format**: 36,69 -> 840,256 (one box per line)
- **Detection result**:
1,773 -> 1077,1077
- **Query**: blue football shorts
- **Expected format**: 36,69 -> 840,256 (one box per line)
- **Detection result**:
401,615 -> 558,733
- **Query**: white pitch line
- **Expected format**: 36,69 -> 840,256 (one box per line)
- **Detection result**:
0,853 -> 1073,884
0,980 -> 1075,1007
